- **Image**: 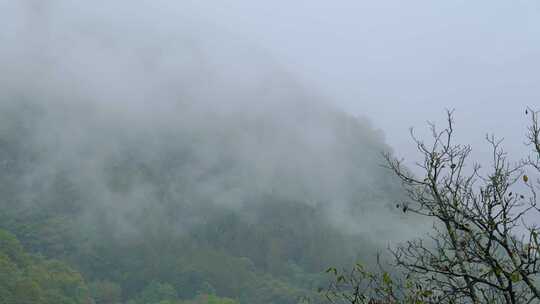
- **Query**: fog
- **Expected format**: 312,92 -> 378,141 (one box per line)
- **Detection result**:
3,0 -> 539,160
0,1 -> 537,303
0,0 -> 424,230
187,1 -> 540,163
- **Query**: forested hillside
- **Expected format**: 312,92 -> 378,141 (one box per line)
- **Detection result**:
0,99 -> 416,303
0,2 -> 423,302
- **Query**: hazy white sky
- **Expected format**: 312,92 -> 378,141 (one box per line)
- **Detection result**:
3,0 -> 539,165
183,0 -> 540,163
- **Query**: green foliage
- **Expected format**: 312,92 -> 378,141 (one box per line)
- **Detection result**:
324,263 -> 437,304
0,229 -> 26,265
187,294 -> 240,304
0,100 -> 406,304
138,281 -> 178,304
0,230 -> 89,304
89,280 -> 122,304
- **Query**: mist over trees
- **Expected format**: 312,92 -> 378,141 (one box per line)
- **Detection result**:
0,86 -> 416,304
0,2 -> 423,303
7,2 -> 535,304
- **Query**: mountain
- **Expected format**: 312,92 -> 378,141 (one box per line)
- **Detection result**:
0,2 -> 420,302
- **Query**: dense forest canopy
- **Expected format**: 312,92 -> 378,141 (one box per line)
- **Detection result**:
0,89 -> 418,304
0,1 -> 424,303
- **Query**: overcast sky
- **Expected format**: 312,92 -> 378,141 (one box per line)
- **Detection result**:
3,0 -> 540,165
182,0 -> 540,163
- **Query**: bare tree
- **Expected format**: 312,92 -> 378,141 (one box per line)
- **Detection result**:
326,109 -> 540,304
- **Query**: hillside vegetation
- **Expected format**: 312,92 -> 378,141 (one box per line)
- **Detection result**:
0,99 -> 415,303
